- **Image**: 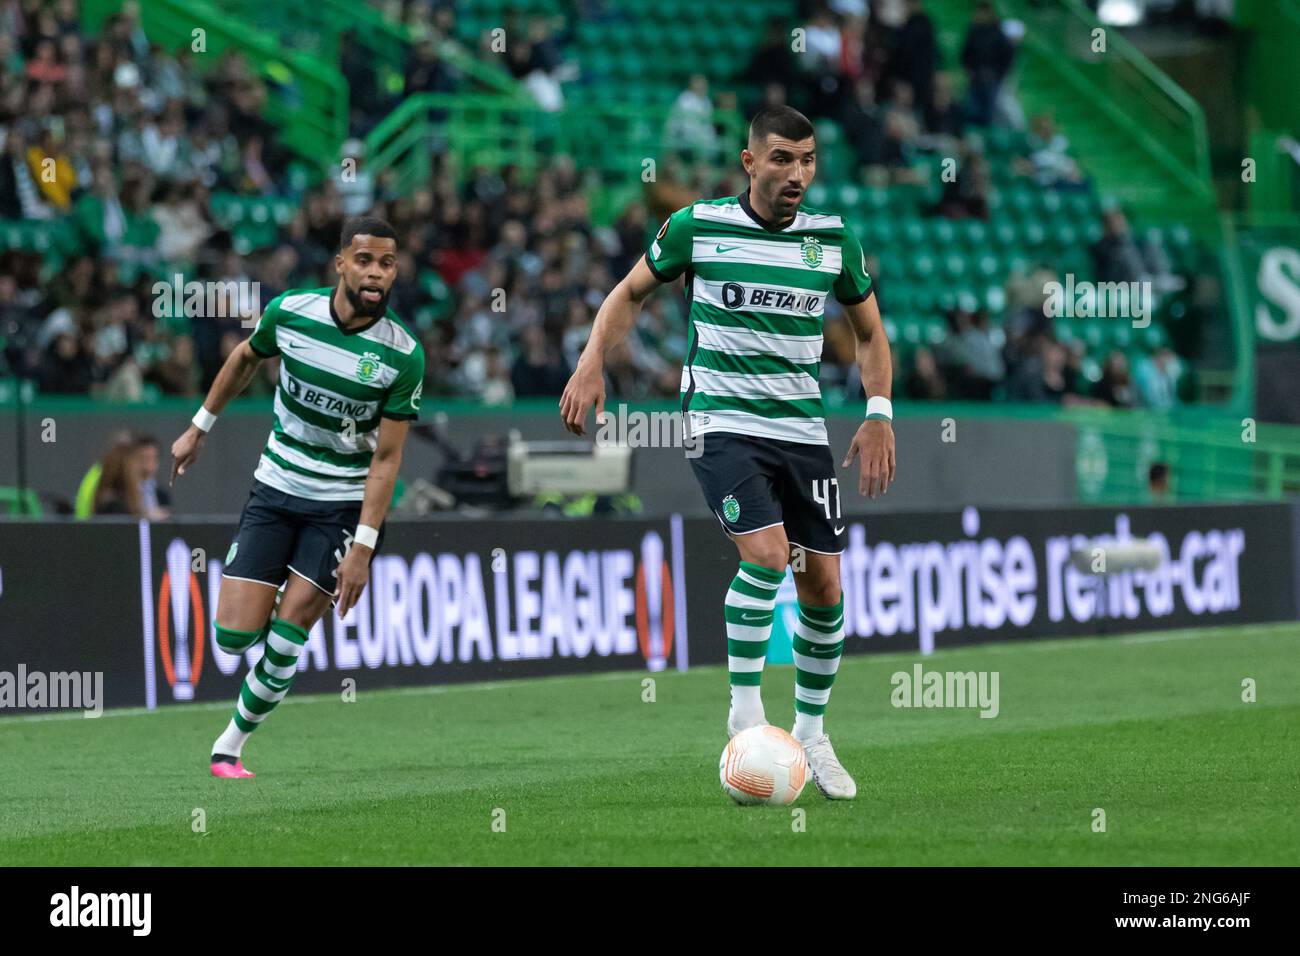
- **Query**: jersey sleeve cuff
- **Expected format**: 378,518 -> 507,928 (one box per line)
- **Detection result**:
249,341 -> 278,358
382,411 -> 418,421
836,285 -> 875,307
644,255 -> 675,284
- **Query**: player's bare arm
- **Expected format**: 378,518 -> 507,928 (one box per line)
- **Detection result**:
559,256 -> 662,436
334,416 -> 409,618
169,338 -> 265,485
840,293 -> 896,499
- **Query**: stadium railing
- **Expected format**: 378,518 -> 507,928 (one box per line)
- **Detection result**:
998,0 -> 1215,218
210,0 -> 521,99
82,0 -> 348,161
364,92 -> 748,223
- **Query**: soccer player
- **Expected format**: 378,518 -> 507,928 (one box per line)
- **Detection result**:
560,106 -> 896,799
169,216 -> 426,778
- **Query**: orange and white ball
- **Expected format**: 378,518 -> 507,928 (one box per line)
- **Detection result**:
719,724 -> 808,806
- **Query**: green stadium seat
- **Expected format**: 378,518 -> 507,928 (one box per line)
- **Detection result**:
910,252 -> 936,280
863,187 -> 890,214
992,221 -> 1017,247
901,218 -> 925,247
1021,221 -> 1046,247
1110,322 -> 1134,350
868,219 -> 896,249
930,219 -> 956,247
961,220 -> 989,248
836,184 -> 861,210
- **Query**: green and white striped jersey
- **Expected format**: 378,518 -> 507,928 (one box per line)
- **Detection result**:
646,191 -> 873,445
246,287 -> 425,501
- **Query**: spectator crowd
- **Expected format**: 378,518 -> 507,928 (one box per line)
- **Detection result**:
1,0 -> 1196,415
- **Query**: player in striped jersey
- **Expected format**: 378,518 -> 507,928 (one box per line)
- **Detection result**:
562,107 -> 896,799
169,216 -> 425,778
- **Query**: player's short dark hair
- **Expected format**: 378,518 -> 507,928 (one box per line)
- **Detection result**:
339,216 -> 397,252
748,106 -> 815,148
1149,462 -> 1169,483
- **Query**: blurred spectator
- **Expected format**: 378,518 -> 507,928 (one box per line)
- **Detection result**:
932,145 -> 990,220
1091,208 -> 1149,284
838,77 -> 885,169
91,432 -> 168,518
905,346 -> 948,400
1017,113 -> 1087,188
743,19 -> 799,115
511,322 -> 570,397
1134,346 -> 1182,409
1091,350 -> 1136,407
882,0 -> 939,115
38,331 -> 92,394
924,72 -> 965,143
1148,461 -> 1171,501
337,138 -> 377,217
404,38 -> 457,96
1007,337 -> 1075,403
943,308 -> 1005,399
132,432 -> 171,518
960,1 -> 1015,126
881,80 -> 923,177
667,75 -> 720,163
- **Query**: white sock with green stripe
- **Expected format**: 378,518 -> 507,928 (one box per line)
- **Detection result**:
726,561 -> 786,729
212,618 -> 307,759
792,597 -> 845,742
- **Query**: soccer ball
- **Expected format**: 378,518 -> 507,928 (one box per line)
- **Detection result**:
719,724 -> 808,806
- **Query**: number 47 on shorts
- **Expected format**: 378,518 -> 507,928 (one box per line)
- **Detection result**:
812,478 -> 841,520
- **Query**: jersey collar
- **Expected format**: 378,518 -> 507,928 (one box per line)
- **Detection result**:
738,188 -> 797,233
330,286 -> 386,336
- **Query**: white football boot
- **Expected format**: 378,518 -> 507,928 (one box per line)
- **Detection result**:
727,713 -> 764,740
799,733 -> 857,799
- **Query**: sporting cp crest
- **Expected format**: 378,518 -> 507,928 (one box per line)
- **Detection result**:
800,236 -> 823,268
721,495 -> 741,523
355,351 -> 382,383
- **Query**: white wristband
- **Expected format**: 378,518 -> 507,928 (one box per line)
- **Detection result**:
866,396 -> 893,422
354,524 -> 379,549
192,407 -> 217,432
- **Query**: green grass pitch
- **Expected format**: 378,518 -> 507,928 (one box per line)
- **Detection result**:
2,622 -> 1297,866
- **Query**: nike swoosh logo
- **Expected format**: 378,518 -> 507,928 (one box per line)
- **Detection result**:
740,613 -> 767,622
715,244 -> 741,253
834,526 -> 845,535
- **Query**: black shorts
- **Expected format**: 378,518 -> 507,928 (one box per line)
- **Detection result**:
222,480 -> 385,601
689,432 -> 845,555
